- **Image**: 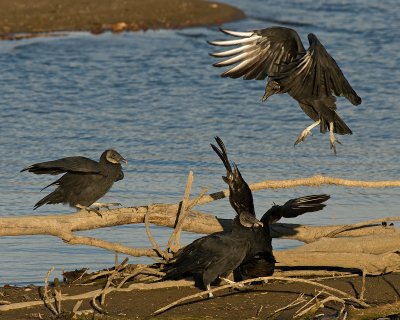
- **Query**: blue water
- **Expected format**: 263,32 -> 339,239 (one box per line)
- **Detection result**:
0,0 -> 399,285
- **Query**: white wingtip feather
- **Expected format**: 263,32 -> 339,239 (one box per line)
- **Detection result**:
210,44 -> 252,57
221,29 -> 254,37
222,59 -> 251,76
213,52 -> 249,67
209,35 -> 261,47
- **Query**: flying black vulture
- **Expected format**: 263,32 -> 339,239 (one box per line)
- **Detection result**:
236,194 -> 330,280
164,137 -> 329,296
209,27 -> 362,154
21,149 -> 127,212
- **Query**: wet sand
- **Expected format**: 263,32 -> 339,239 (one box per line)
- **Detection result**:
0,0 -> 245,38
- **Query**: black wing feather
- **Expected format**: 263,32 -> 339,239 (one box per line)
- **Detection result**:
272,34 -> 361,105
262,194 -> 330,224
211,137 -> 256,218
21,156 -> 101,175
209,27 -> 305,80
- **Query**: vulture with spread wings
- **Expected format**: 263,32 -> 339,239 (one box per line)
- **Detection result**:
209,27 -> 362,154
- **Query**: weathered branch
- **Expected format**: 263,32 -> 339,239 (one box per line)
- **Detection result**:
326,216 -> 400,238
1,204 -> 396,242
144,208 -> 170,260
287,232 -> 400,255
167,171 -> 194,252
0,174 -> 398,268
194,174 -> 400,206
275,250 -> 400,275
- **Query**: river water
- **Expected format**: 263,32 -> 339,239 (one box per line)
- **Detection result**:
0,0 -> 399,285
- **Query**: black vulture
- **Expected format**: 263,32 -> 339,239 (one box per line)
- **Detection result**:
211,136 -> 263,228
236,194 -> 330,280
164,137 -> 264,296
209,27 -> 362,154
21,149 -> 127,212
164,137 -> 329,296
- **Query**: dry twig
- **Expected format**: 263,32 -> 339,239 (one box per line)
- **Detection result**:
295,295 -> 346,318
42,267 -> 58,315
294,290 -> 324,316
0,280 -> 194,312
153,276 -> 369,316
145,207 -> 170,261
267,293 -> 306,318
167,171 -> 194,253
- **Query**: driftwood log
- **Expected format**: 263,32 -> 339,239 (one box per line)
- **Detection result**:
0,174 -> 399,274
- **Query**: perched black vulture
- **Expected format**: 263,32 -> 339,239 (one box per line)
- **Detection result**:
236,194 -> 330,280
21,149 -> 127,211
164,137 -> 330,295
164,137 -> 264,296
209,27 -> 362,154
211,136 -> 263,228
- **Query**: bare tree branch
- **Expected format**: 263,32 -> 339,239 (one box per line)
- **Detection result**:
194,174 -> 400,206
168,171 -> 194,253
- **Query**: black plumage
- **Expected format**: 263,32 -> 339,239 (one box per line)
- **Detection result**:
211,136 -> 263,228
164,222 -> 253,296
209,27 -> 362,154
164,137 -> 264,296
165,138 -> 330,294
237,194 -> 330,279
21,149 -> 126,210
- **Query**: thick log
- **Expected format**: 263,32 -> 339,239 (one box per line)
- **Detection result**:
0,206 -> 396,242
274,231 -> 400,274
286,232 -> 400,255
275,249 -> 400,275
0,205 -> 216,236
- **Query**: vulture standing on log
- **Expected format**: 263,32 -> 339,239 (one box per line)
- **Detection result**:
21,149 -> 127,212
209,27 -> 362,154
164,137 -> 329,295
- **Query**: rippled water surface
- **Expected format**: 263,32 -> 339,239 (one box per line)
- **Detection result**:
0,0 -> 399,285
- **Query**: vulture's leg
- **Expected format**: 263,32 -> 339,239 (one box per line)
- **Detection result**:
76,204 -> 102,217
92,202 -> 121,210
329,121 -> 341,155
294,120 -> 321,145
206,284 -> 214,298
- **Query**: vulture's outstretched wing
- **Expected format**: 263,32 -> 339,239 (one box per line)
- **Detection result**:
262,194 -> 330,224
272,33 -> 361,106
209,27 -> 305,80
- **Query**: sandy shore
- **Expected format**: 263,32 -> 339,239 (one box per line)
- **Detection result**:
1,268 -> 400,319
0,0 -> 245,39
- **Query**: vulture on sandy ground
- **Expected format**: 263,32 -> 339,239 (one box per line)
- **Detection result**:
209,27 -> 362,154
21,149 -> 126,212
